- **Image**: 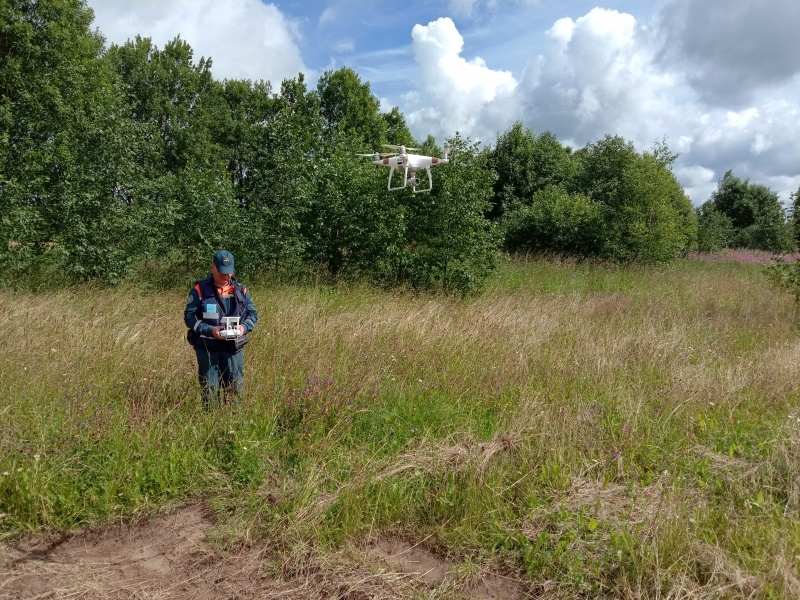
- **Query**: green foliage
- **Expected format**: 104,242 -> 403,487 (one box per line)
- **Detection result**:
0,0 -> 147,280
168,167 -> 240,272
712,170 -> 755,230
570,135 -> 698,262
1,2 -> 786,291
502,186 -> 601,256
105,35 -> 233,273
696,202 -> 735,252
791,186 -> 800,248
488,122 -> 573,219
766,257 -> 800,302
106,36 -> 218,173
297,132 -> 500,293
401,135 -> 500,294
706,171 -> 796,253
302,135 -> 404,280
381,106 -> 417,148
737,184 -> 796,253
418,133 -> 441,158
497,133 -> 697,263
213,77 -> 314,277
611,150 -> 697,261
316,67 -> 386,148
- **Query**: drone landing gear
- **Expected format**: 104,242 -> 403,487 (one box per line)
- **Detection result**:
387,166 -> 432,193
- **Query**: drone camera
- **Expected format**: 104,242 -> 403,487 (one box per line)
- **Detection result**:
407,177 -> 420,187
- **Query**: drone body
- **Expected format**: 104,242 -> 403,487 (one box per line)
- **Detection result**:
357,144 -> 449,193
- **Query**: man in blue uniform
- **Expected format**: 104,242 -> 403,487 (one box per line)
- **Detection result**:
184,250 -> 258,405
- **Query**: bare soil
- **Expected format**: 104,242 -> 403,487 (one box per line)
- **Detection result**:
1,503 -> 535,599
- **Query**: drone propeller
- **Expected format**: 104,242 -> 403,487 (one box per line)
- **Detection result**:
382,144 -> 419,152
356,151 -> 397,159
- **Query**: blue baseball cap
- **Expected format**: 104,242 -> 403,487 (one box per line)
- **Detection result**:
213,249 -> 235,274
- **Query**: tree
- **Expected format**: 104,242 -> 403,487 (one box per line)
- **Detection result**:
488,123 -> 573,220
503,187 -> 601,257
707,171 -> 795,253
791,185 -> 800,248
569,135 -> 697,262
0,0 -> 154,280
696,202 -> 735,252
737,183 -> 795,252
488,122 -> 537,219
316,67 -> 386,149
106,35 -> 218,173
710,171 -> 754,230
402,134 -> 500,294
302,134 -> 402,280
218,76 -> 316,276
166,166 -> 239,273
530,132 -> 574,194
106,35 -> 236,272
613,152 -> 697,261
382,107 -> 416,148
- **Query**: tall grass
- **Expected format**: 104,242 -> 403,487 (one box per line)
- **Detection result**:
2,257 -> 800,597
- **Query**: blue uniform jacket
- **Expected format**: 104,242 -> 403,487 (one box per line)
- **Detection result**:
184,276 -> 258,349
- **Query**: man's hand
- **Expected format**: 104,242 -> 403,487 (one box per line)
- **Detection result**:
237,325 -> 246,338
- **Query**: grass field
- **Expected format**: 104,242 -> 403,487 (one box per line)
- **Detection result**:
2,256 -> 800,598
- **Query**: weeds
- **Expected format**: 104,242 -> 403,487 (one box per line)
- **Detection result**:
2,257 -> 800,597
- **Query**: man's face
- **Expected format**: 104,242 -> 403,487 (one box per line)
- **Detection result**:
211,263 -> 232,285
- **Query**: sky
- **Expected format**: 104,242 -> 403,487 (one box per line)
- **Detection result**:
86,0 -> 800,206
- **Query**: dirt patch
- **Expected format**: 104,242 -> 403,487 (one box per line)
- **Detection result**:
1,504 -> 533,599
4,503 -> 218,598
366,536 -> 531,599
368,537 -> 450,585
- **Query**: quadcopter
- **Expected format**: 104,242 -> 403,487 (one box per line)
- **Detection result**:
357,144 -> 449,193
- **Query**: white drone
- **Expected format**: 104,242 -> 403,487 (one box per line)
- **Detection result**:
357,144 -> 450,193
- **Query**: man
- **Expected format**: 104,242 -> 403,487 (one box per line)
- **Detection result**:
184,250 -> 258,405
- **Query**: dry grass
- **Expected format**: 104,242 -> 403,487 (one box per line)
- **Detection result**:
3,258 -> 800,598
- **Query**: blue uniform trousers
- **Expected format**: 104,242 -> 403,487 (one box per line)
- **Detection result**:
194,346 -> 245,405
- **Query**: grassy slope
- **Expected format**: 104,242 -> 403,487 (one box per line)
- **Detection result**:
2,257 -> 800,597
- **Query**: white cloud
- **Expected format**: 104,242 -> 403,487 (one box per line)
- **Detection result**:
508,6 -> 800,204
750,134 -> 769,155
725,108 -> 759,129
547,18 -> 575,44
676,165 -> 716,188
88,0 -> 306,84
521,8 -> 674,143
448,0 -> 481,16
318,7 -> 337,28
448,0 -> 540,17
673,85 -> 800,203
333,38 -> 355,54
765,176 -> 800,204
404,17 -> 519,144
675,165 -> 717,207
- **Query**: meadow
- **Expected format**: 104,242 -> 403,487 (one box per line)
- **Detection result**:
2,256 -> 800,598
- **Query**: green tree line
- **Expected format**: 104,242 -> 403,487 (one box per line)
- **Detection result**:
2,0 -> 797,292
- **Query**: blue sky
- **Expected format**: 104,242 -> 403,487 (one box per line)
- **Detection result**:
88,0 -> 800,206
296,1 -> 657,87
